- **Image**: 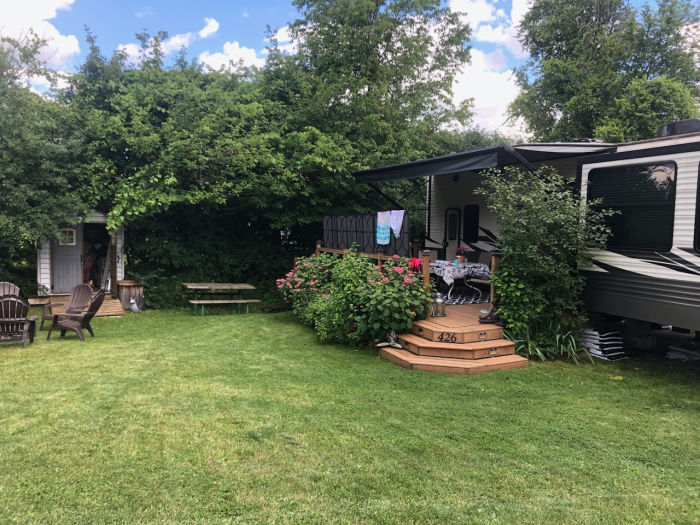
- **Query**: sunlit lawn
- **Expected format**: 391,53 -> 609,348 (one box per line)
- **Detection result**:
1,309 -> 699,524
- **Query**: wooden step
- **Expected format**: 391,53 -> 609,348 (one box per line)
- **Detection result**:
411,303 -> 503,343
397,333 -> 515,359
379,347 -> 528,375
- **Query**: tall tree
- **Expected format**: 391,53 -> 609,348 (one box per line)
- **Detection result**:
0,32 -> 88,285
509,0 -> 700,142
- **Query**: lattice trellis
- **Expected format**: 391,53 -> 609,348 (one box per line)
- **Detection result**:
323,213 -> 410,257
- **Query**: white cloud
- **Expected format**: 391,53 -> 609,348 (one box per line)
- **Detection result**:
452,49 -> 521,131
199,41 -> 265,70
161,18 -> 219,54
262,25 -> 297,54
135,7 -> 153,18
450,0 -> 528,59
119,17 -> 220,59
198,17 -> 219,38
1,0 -> 80,71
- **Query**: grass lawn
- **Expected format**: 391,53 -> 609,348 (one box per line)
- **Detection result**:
1,309 -> 700,524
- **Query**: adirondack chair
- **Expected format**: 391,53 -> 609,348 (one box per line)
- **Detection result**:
46,289 -> 105,342
0,282 -> 20,297
40,283 -> 93,330
0,296 -> 38,348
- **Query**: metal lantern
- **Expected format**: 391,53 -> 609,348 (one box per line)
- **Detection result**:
431,292 -> 446,317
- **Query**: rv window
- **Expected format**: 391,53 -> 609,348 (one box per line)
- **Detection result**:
588,162 -> 676,251
463,205 -> 480,244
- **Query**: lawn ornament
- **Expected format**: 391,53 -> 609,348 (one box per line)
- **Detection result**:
430,292 -> 446,317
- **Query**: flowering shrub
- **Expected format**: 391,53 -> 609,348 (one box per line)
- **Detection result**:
355,255 -> 432,341
276,252 -> 337,322
279,250 -> 432,345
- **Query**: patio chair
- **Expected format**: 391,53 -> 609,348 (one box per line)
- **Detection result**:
0,282 -> 20,297
46,289 -> 105,342
0,296 -> 38,348
40,283 -> 93,331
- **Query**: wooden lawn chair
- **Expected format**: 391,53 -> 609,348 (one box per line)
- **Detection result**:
0,282 -> 20,297
40,283 -> 93,331
46,289 -> 105,342
0,296 -> 38,348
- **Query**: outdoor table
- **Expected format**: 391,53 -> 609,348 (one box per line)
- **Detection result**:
429,261 -> 490,300
182,283 -> 257,314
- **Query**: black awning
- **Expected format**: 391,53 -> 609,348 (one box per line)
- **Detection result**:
354,143 -> 508,184
353,142 -> 616,184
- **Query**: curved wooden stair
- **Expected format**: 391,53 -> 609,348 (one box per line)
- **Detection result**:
379,304 -> 528,375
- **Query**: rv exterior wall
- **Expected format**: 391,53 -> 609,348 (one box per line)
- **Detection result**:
580,147 -> 700,330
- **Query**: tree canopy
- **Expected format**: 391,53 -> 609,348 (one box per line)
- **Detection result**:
509,0 -> 700,142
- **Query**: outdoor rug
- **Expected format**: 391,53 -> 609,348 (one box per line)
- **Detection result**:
437,286 -> 490,306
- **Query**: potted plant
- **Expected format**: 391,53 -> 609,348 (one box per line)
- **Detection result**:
455,245 -> 468,264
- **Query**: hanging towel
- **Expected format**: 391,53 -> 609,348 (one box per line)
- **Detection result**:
390,210 -> 405,238
377,211 -> 391,245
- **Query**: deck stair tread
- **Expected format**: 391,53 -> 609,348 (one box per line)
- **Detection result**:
380,347 -> 528,375
410,304 -> 504,342
397,333 -> 514,359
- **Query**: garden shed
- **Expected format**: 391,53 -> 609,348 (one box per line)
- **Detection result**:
36,211 -> 125,297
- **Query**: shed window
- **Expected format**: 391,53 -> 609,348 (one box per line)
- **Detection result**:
58,228 -> 76,246
588,163 -> 676,251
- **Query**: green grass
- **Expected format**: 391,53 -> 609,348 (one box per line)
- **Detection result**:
1,310 -> 699,524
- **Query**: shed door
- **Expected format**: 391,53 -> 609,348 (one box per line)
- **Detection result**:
53,225 -> 83,293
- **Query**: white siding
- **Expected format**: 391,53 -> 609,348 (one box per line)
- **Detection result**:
116,226 -> 125,281
37,241 -> 51,295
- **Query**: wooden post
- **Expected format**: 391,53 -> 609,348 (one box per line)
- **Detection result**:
421,250 -> 431,292
315,241 -> 322,257
377,251 -> 383,267
490,254 -> 499,304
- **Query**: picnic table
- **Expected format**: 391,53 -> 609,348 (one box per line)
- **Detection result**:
182,283 -> 259,315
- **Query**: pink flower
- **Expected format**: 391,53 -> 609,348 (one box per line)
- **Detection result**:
285,300 -> 291,304
408,272 -> 415,277
382,277 -> 389,282
393,266 -> 404,273
312,275 -> 317,278
410,311 -> 416,316
286,272 -> 294,277
369,279 -> 376,283
392,254 -> 401,259
403,278 -> 414,284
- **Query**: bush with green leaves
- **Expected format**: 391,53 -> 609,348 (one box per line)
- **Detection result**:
356,256 -> 432,342
277,252 -> 338,322
476,165 -> 612,359
279,250 -> 432,345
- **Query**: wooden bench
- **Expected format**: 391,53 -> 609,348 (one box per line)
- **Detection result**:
189,299 -> 261,316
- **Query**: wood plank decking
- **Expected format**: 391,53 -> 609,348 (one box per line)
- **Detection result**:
381,304 -> 528,375
30,294 -> 125,317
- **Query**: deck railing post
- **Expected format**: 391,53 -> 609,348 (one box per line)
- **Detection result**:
315,241 -> 322,257
377,251 -> 383,267
490,254 -> 499,303
421,250 -> 431,292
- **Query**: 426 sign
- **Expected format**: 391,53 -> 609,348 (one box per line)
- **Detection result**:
436,332 -> 458,343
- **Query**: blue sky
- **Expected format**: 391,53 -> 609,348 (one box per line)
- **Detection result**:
7,0 -> 540,131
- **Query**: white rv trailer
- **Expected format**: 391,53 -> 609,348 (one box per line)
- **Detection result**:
354,120 -> 700,331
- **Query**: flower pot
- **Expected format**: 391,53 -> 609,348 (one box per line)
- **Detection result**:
457,255 -> 465,264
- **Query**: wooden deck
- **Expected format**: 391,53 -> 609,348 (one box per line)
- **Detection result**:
29,294 -> 125,317
381,304 -> 528,375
